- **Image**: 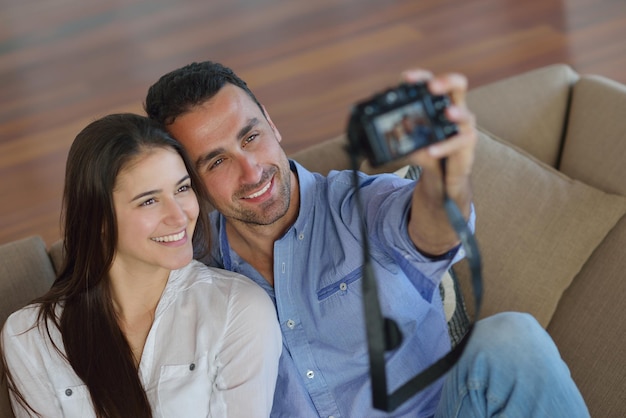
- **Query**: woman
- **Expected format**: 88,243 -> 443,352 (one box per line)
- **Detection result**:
0,114 -> 281,418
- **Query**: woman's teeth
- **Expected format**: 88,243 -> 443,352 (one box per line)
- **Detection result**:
151,230 -> 185,242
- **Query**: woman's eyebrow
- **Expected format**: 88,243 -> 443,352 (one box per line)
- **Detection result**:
130,175 -> 190,202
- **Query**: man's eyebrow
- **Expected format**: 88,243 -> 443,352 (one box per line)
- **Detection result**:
237,117 -> 259,141
196,149 -> 223,171
194,118 -> 260,170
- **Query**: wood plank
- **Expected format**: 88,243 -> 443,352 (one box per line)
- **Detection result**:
1,0 -> 625,245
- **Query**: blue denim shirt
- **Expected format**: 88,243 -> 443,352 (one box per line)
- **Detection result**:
205,161 -> 474,417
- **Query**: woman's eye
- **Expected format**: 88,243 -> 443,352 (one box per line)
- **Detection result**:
141,198 -> 156,206
177,184 -> 192,193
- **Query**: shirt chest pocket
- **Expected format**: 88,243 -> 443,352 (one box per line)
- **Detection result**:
156,352 -> 212,418
57,384 -> 97,418
317,268 -> 362,302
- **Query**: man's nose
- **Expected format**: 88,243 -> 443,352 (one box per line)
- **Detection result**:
238,155 -> 263,184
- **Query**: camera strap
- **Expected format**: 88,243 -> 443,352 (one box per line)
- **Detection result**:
349,154 -> 483,412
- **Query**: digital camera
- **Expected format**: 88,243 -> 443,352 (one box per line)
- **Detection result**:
347,82 -> 458,167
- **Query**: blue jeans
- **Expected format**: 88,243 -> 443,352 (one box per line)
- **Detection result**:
435,312 -> 590,418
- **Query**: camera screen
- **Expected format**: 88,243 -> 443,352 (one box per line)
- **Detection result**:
371,102 -> 433,159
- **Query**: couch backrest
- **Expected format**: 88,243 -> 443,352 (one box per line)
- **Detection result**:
0,236 -> 57,418
49,239 -> 65,275
289,134 -> 355,176
467,64 -> 579,167
560,74 -> 626,196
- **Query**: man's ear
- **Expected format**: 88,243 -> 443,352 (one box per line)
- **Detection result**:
262,105 -> 282,143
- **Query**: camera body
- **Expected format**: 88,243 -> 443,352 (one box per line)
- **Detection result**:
347,82 -> 458,167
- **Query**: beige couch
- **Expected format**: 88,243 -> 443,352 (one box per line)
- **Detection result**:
1,64 -> 625,417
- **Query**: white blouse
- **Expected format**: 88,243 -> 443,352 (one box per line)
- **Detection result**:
1,260 -> 282,418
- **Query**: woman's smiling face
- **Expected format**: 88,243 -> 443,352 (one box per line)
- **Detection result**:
111,146 -> 199,276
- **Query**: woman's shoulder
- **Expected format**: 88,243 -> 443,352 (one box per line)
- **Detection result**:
1,303 -> 62,356
2,304 -> 42,337
173,260 -> 268,300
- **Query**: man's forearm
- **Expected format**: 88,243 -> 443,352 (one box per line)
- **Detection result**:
407,170 -> 472,257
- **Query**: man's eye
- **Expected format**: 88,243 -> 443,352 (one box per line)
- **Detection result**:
243,134 -> 258,146
210,158 -> 225,170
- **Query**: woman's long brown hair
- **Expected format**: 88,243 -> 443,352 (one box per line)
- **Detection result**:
2,113 -> 212,417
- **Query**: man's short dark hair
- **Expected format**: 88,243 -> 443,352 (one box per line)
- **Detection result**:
144,61 -> 263,126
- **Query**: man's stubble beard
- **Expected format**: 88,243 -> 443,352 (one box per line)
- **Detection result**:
217,162 -> 293,227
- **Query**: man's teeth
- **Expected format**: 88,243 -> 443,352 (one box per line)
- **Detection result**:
152,231 -> 185,243
245,181 -> 271,199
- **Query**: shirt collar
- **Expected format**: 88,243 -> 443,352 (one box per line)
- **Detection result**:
216,159 -> 317,266
289,159 -> 316,238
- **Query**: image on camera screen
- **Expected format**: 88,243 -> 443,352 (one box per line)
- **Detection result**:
372,102 -> 433,160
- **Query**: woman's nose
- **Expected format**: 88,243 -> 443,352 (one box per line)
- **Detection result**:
164,198 -> 187,225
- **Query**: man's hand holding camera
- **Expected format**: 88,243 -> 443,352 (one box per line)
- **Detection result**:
401,70 -> 477,258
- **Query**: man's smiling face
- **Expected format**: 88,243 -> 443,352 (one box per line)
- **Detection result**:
167,84 -> 293,227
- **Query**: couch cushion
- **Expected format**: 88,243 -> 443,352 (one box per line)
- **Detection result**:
0,236 -> 55,326
547,215 -> 626,418
467,64 -> 578,166
560,74 -> 626,196
1,235 -> 56,418
452,130 -> 626,326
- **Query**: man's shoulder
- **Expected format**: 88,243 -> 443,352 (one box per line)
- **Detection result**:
323,168 -> 412,199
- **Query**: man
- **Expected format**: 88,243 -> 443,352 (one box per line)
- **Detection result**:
145,61 -> 589,417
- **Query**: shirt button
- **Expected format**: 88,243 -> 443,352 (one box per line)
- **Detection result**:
189,363 -> 196,371
286,319 -> 296,329
65,388 -> 73,397
306,370 -> 315,379
298,233 -> 305,240
339,282 -> 347,291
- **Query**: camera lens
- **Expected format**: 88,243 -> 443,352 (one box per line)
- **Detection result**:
385,91 -> 398,104
433,97 -> 447,111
